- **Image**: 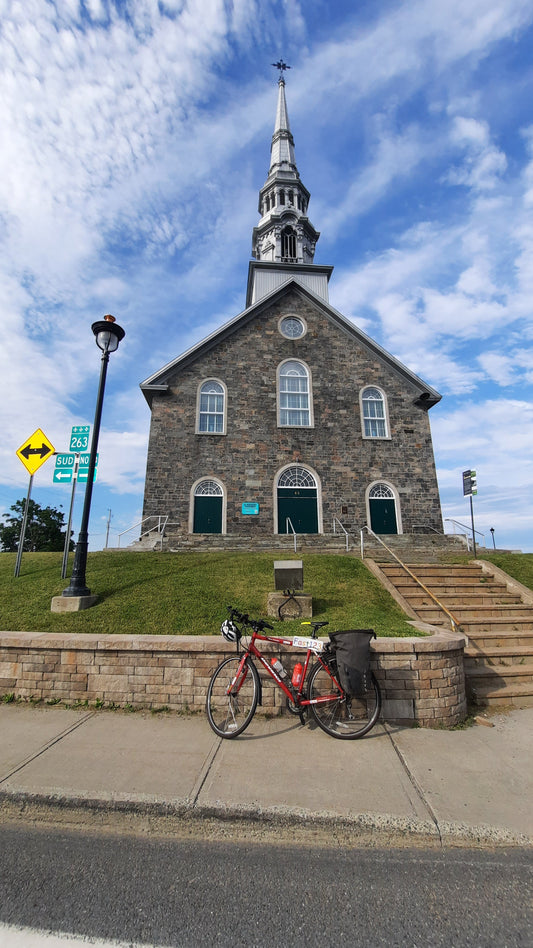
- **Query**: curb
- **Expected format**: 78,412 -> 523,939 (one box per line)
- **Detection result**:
1,789 -> 530,849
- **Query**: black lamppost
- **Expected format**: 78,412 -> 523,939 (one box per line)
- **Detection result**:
62,315 -> 125,599
490,527 -> 496,550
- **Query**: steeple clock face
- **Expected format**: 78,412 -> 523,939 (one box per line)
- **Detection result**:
280,316 -> 305,339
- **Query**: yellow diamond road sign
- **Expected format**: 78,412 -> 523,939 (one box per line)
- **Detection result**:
16,428 -> 55,476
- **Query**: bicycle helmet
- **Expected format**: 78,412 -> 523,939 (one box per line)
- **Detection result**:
221,619 -> 241,642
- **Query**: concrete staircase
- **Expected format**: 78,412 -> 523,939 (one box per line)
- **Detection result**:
163,533 -> 352,553
154,531 -> 469,557
375,561 -> 533,710
360,532 -> 469,561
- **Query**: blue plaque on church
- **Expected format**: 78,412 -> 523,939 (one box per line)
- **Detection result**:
242,502 -> 259,515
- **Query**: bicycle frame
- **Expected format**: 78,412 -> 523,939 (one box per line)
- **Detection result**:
231,628 -> 343,709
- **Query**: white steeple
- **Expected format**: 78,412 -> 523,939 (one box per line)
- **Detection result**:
251,76 -> 319,266
247,69 -> 332,308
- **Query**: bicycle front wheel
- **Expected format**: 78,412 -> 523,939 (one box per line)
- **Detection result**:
206,656 -> 259,738
307,662 -> 381,739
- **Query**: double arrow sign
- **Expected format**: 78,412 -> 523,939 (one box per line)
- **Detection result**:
53,452 -> 98,484
16,428 -> 56,476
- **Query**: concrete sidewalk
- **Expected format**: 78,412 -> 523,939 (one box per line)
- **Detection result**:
0,703 -> 532,846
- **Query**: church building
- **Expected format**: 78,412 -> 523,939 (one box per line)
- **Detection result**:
140,74 -> 443,543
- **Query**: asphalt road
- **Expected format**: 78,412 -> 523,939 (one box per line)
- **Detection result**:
0,820 -> 531,947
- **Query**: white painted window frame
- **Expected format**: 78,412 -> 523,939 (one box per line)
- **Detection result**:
196,378 -> 227,435
359,385 -> 390,440
277,359 -> 314,428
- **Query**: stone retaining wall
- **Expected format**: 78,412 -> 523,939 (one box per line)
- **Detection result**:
0,631 -> 466,727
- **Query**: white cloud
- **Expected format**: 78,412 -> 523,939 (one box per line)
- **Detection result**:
477,352 -> 516,386
446,116 -> 508,191
434,398 -> 533,472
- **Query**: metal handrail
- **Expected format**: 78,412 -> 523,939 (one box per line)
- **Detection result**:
285,517 -> 297,553
445,518 -> 485,551
118,515 -> 169,550
360,525 -> 463,634
332,517 -> 350,551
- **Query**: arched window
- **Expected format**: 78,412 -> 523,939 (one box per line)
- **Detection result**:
369,483 -> 394,500
278,466 -> 316,488
361,386 -> 388,438
281,226 -> 297,261
197,380 -> 226,434
195,479 -> 223,496
278,361 -> 312,427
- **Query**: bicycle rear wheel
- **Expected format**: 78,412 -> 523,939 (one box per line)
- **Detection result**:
206,656 -> 259,738
307,662 -> 381,739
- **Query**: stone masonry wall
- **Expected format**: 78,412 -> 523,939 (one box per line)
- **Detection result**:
0,631 -> 466,727
142,286 -> 443,537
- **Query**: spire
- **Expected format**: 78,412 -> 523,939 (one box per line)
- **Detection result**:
251,71 -> 320,267
269,77 -> 297,176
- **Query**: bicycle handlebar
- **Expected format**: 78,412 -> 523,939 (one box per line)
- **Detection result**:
227,606 -> 273,632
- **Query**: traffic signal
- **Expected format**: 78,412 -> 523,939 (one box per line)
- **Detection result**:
462,469 -> 477,496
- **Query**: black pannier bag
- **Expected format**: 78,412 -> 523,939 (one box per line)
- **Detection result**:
328,630 -> 376,696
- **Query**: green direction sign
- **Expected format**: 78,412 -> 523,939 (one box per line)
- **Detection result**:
78,453 -> 98,469
53,453 -> 75,484
77,467 -> 97,483
53,452 -> 98,484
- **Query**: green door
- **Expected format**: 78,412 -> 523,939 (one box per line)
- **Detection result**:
193,496 -> 222,533
277,488 -> 318,534
369,497 -> 398,534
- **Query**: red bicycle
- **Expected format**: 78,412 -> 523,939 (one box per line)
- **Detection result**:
206,608 -> 381,740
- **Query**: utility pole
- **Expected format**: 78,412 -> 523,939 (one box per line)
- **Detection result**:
105,508 -> 112,549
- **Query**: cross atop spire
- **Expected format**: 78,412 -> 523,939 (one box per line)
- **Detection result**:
272,59 -> 291,79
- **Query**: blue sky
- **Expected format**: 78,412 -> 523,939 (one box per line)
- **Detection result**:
1,0 -> 533,554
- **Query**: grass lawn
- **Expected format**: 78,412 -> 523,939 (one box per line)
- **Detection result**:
478,552 -> 533,590
0,551 -> 416,637
440,551 -> 533,590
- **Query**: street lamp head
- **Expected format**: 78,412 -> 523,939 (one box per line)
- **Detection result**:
92,314 -> 125,354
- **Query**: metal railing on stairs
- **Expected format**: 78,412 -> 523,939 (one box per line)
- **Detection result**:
118,515 -> 170,551
360,525 -> 463,634
332,517 -> 350,551
445,518 -> 485,552
285,517 -> 297,553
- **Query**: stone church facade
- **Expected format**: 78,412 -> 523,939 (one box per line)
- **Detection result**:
140,76 -> 443,542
